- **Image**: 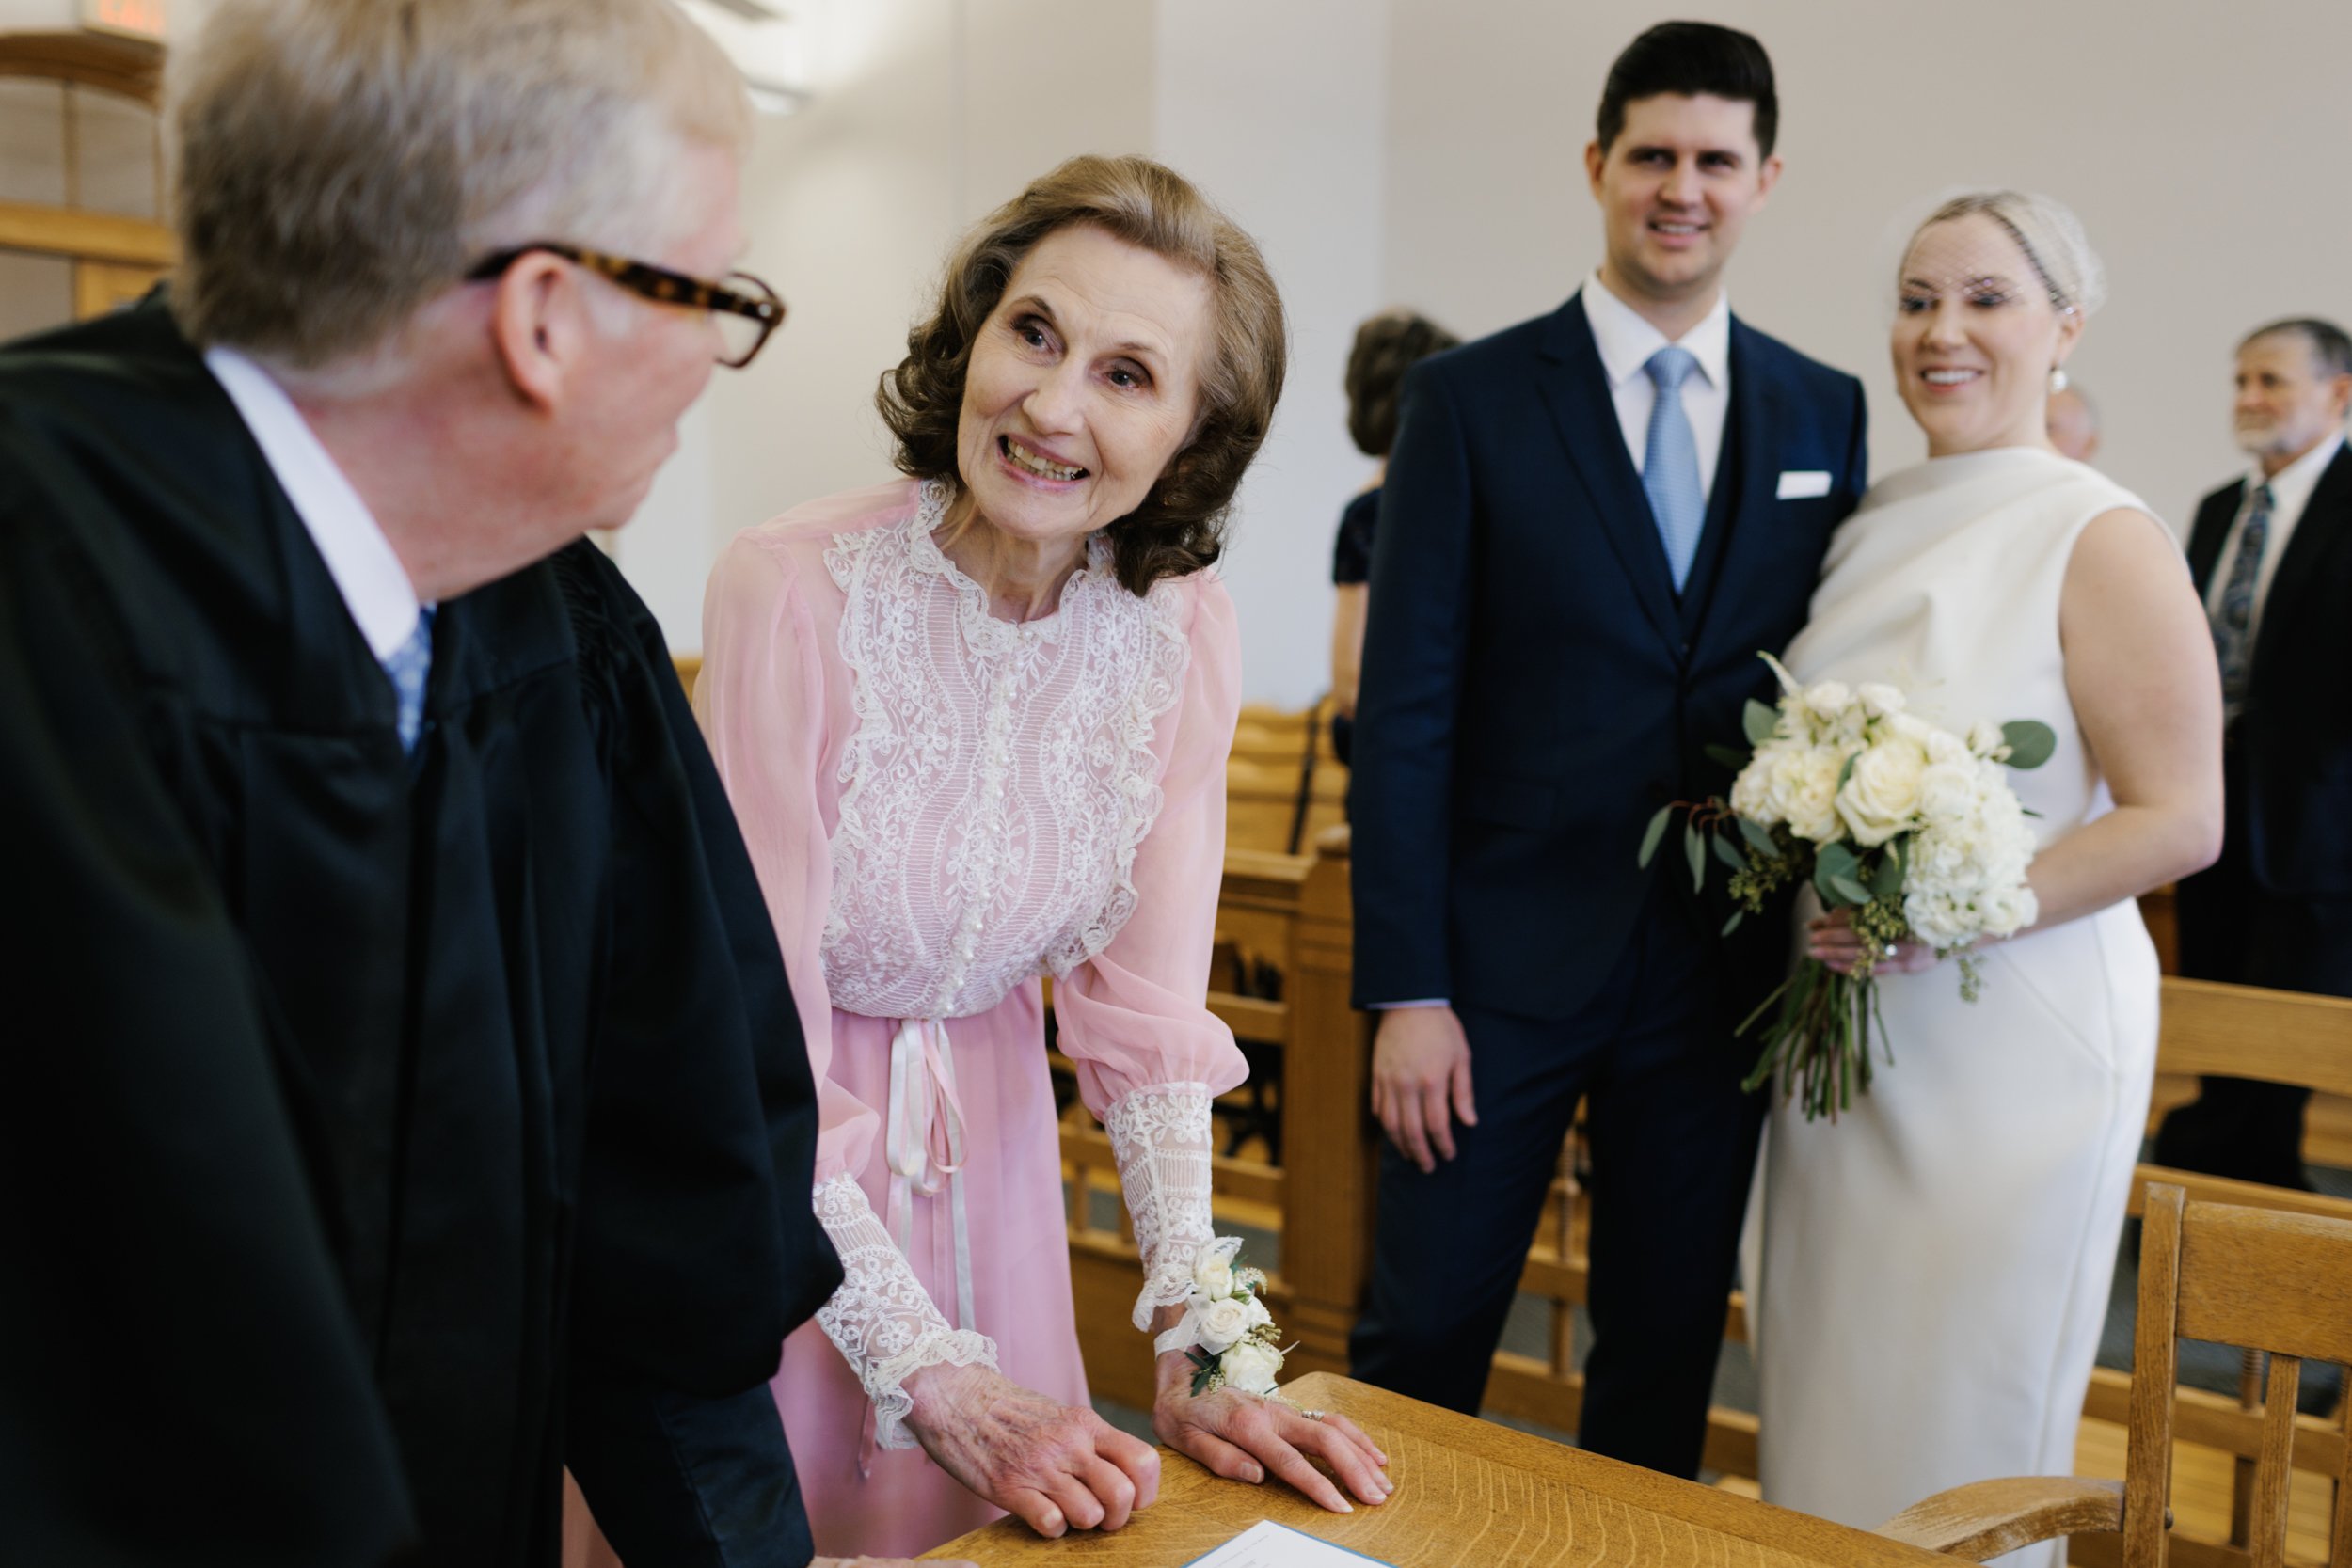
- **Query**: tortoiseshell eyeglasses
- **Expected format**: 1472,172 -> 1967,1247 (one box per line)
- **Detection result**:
464,242 -> 786,369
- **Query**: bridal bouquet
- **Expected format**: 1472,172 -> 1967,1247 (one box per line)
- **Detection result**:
1639,656 -> 2053,1120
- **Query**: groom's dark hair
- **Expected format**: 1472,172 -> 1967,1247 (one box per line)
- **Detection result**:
1597,22 -> 1778,158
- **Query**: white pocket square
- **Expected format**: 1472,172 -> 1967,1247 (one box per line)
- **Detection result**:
1776,469 -> 1833,499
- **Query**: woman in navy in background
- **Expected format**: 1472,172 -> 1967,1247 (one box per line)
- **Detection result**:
1328,309 -> 1457,768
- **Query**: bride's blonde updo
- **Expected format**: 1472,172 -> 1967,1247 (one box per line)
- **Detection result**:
1901,191 -> 2106,317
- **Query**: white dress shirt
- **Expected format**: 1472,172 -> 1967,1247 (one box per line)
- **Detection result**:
2204,430 -> 2344,641
1581,268 -> 1733,503
203,345 -> 426,663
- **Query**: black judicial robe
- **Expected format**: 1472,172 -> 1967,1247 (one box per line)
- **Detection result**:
0,301 -> 842,1566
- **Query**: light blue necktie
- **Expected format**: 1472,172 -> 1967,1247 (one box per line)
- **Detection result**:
1643,344 -> 1705,594
383,606 -> 436,753
2210,482 -> 2272,724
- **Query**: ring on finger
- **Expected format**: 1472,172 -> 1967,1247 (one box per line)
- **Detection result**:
1883,942 -> 1898,958
1295,1408 -> 1326,1420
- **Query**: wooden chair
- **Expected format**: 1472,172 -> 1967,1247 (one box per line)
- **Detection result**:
1878,1182 -> 2352,1567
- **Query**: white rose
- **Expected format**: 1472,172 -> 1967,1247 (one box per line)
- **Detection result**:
1856,682 -> 1905,719
1925,728 -> 1970,767
1770,746 -> 1847,844
1191,1244 -> 1236,1303
1242,1295 -> 1274,1330
1219,1339 -> 1284,1396
1803,680 -> 1852,721
1978,884 -> 2038,938
1730,742 -> 1790,827
1887,711 -> 1933,744
1196,1297 -> 1256,1354
1836,737 -> 1929,847
1967,719 -> 2007,758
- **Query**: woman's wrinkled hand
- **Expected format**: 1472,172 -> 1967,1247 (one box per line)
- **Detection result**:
903,1362 -> 1159,1538
1151,1356 -> 1391,1513
1806,906 -> 1941,975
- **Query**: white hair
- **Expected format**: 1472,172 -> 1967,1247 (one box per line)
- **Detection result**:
168,0 -> 751,368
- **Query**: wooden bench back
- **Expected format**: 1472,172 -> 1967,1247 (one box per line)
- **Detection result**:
2152,979 -> 2352,1099
1226,700 -> 1347,856
2129,1185 -> 2352,1568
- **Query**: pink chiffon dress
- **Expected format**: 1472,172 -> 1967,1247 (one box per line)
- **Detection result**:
692,478 -> 1247,1559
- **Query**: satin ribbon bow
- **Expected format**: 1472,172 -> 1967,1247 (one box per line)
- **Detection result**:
885,1017 -> 977,1335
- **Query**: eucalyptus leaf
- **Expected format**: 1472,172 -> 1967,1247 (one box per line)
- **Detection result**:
1829,873 -> 1872,905
1638,804 -> 1674,868
2001,720 -> 2057,771
1722,910 -> 1744,936
1836,750 -> 1859,791
1705,742 -> 1752,770
1869,844 -> 1906,897
1816,840 -> 1861,881
1743,699 -> 1779,746
1737,815 -> 1778,856
1684,823 -> 1707,893
1711,832 -> 1745,870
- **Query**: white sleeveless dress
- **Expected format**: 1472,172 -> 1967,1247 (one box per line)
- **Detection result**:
1754,448 -> 2162,1563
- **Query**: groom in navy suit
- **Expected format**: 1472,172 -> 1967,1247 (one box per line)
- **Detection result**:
1348,22 -> 1868,1479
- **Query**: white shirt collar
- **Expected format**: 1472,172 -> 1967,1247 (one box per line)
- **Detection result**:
2249,429 -> 2344,519
203,345 -> 424,663
1583,268 -> 1731,392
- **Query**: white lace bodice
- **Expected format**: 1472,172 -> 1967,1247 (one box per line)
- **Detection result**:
820,482 -> 1192,1020
799,483 -> 1221,1436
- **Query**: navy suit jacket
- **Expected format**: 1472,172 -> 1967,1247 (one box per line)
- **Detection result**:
1350,291 -> 1868,1021
2185,442 -> 2352,897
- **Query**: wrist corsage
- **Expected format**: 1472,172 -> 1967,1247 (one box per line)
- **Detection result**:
1155,1236 -> 1287,1396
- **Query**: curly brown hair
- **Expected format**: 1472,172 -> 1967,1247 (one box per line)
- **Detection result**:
1344,309 -> 1459,458
877,154 -> 1287,595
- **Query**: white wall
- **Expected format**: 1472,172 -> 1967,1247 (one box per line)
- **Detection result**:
1152,0 -> 1388,707
1381,0 -> 2352,529
621,0 -> 2352,694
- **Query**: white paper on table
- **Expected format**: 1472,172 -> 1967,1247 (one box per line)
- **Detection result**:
1179,1518 -> 1398,1568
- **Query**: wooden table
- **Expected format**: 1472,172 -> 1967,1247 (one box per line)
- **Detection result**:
926,1373 -> 1957,1566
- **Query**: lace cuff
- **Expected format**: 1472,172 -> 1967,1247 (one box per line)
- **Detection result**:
811,1173 -> 997,1449
1104,1082 -> 1216,1331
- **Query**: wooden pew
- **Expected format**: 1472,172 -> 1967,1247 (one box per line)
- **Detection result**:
1226,700 -> 1347,856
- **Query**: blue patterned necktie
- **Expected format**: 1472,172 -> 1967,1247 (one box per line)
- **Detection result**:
383,606 -> 436,753
2210,482 -> 2273,722
1643,345 -> 1705,593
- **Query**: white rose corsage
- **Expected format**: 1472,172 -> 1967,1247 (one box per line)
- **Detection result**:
1154,1236 -> 1287,1396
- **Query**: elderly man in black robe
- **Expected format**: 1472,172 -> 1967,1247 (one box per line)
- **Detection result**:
0,2 -> 875,1564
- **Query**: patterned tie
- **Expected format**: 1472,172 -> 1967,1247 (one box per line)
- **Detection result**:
1643,345 -> 1705,593
383,606 -> 436,753
2210,482 -> 2272,722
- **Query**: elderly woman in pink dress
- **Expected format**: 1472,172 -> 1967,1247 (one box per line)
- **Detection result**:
695,155 -> 1391,1560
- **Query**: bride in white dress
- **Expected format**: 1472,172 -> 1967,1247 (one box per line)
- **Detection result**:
1754,193 -> 2224,1561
